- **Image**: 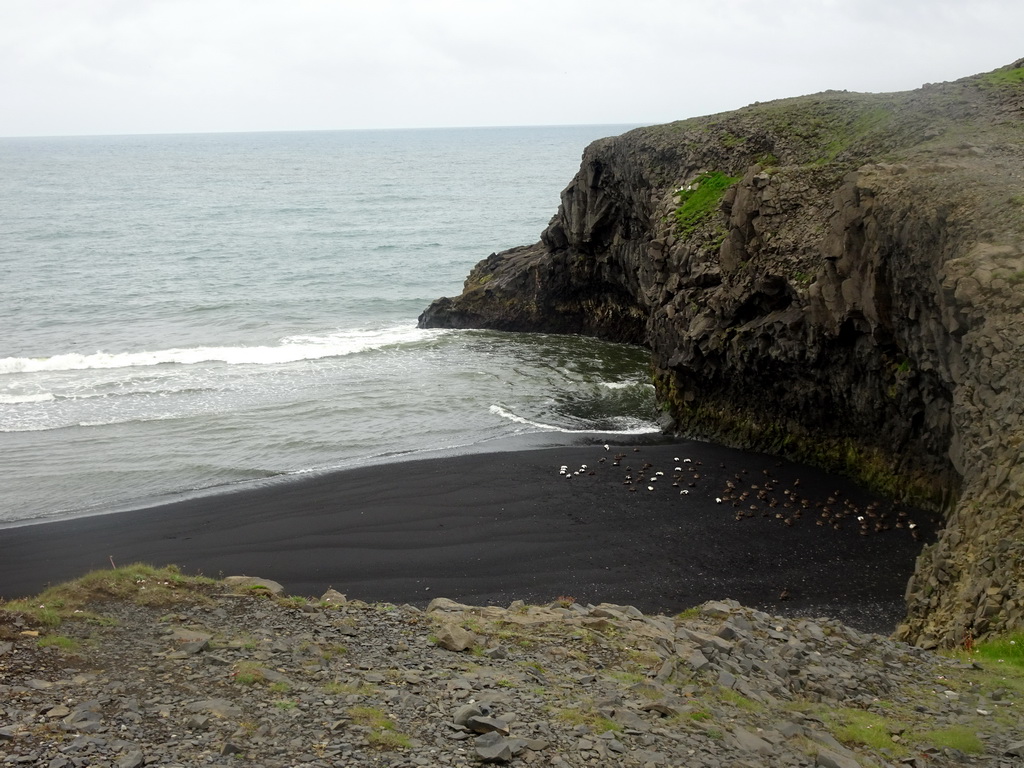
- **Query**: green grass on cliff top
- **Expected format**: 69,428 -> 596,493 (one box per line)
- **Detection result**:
981,66 -> 1024,89
1,563 -> 216,626
673,171 -> 739,237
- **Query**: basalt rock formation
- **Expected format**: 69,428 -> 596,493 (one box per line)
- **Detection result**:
419,60 -> 1024,648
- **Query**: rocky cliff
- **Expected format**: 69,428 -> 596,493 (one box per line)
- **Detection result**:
419,60 -> 1024,648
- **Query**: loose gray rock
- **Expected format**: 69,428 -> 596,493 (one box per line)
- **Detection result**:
222,576 -> 284,595
434,623 -> 477,652
117,750 -> 144,768
453,703 -> 483,726
186,699 -> 242,719
320,588 -> 347,604
816,747 -> 863,768
466,715 -> 510,736
1006,741 -> 1024,757
474,731 -> 513,763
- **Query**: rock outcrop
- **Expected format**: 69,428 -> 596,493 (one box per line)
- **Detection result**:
419,60 -> 1024,647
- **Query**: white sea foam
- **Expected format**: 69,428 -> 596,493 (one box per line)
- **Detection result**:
489,404 -> 659,435
0,326 -> 446,375
489,404 -> 563,431
0,392 -> 55,404
599,381 -> 648,390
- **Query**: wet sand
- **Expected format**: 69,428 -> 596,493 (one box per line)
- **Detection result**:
0,441 -> 936,634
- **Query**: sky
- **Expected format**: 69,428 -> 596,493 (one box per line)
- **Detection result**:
1,0 -> 1022,138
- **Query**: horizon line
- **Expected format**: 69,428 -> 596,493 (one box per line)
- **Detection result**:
0,122 -> 652,142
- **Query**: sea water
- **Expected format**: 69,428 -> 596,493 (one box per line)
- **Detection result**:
0,126 -> 659,524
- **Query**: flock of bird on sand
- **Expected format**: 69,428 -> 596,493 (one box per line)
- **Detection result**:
557,444 -> 922,541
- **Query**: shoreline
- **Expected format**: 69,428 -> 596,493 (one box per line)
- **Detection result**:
0,440 -> 936,635
0,430 -> 667,531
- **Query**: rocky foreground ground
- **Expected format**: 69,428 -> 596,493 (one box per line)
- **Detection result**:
1,567 -> 1023,768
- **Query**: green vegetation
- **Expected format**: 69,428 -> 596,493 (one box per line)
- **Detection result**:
673,171 -> 740,238
981,66 -> 1024,89
367,729 -> 413,750
676,607 -> 700,620
554,706 -> 623,734
0,563 -> 215,628
814,107 -> 893,165
274,699 -> 297,710
349,705 -> 394,729
918,725 -> 984,754
37,634 -> 79,652
233,661 -> 267,686
720,131 -> 746,148
322,643 -> 348,659
829,707 -> 905,754
970,631 -> 1024,668
717,688 -> 764,712
348,706 -> 411,750
607,670 -> 646,686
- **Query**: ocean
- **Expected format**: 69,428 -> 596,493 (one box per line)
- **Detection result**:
0,126 -> 660,525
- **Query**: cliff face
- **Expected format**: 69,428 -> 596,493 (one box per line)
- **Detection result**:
419,61 -> 1024,647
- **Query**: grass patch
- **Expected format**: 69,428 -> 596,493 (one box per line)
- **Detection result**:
971,631 -> 1024,668
232,661 -> 268,686
830,708 -> 906,755
607,670 -> 647,686
554,707 -> 623,734
37,634 -> 79,652
1,564 -> 215,628
917,725 -> 984,754
792,270 -> 813,286
720,131 -> 746,148
349,705 -> 395,730
274,699 -> 297,710
981,66 -> 1024,89
676,607 -> 700,620
673,171 -> 740,238
348,706 -> 411,750
322,643 -> 348,660
717,688 -> 764,712
367,730 -> 412,750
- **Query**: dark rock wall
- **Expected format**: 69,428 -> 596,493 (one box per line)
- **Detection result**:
419,65 -> 1024,646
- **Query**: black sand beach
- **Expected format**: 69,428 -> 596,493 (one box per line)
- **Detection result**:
0,441 -> 936,634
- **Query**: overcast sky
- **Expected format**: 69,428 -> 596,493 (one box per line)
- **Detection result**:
2,0 -> 1021,138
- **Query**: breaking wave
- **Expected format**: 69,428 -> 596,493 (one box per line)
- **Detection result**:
0,326 -> 447,374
